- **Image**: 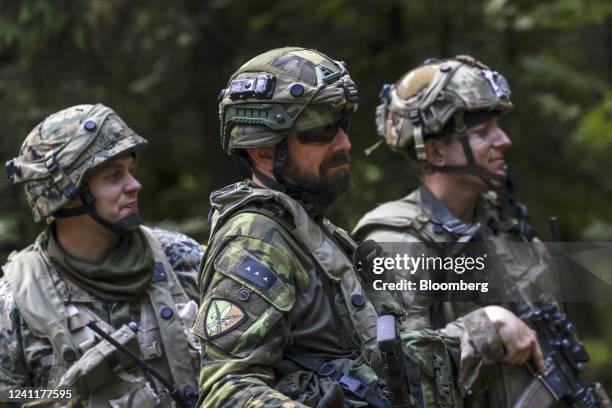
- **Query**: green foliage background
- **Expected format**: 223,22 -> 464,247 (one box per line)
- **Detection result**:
1,0 -> 611,388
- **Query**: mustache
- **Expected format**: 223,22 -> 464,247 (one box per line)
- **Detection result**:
320,153 -> 351,172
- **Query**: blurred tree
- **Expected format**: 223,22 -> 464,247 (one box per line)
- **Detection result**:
1,0 -> 611,388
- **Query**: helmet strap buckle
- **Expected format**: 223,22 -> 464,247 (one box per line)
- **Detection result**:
44,151 -> 77,198
5,159 -> 16,182
414,125 -> 427,161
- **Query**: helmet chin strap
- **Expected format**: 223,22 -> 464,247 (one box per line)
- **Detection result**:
250,139 -> 338,206
424,113 -> 506,190
53,184 -> 142,237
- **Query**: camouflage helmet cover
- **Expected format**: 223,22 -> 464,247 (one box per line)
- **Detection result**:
375,55 -> 513,159
6,104 -> 147,222
219,47 -> 359,155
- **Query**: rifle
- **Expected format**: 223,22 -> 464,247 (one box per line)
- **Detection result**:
517,303 -> 610,407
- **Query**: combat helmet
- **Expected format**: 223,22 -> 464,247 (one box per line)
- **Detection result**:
373,55 -> 513,186
6,104 -> 147,234
218,46 -> 358,197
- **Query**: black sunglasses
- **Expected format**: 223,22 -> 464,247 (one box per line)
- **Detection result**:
297,111 -> 351,144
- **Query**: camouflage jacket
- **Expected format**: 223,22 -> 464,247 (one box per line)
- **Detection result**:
193,181 -> 462,408
0,225 -> 204,407
353,186 -> 553,408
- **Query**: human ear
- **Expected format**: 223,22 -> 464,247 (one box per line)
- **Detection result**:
246,146 -> 275,172
425,139 -> 446,166
61,195 -> 84,209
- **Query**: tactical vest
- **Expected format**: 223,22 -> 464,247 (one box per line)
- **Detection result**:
2,226 -> 200,407
201,182 -> 463,408
353,188 -> 550,309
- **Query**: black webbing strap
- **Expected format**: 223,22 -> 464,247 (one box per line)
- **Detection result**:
284,354 -> 389,408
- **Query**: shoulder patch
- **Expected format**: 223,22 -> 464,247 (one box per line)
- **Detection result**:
205,298 -> 247,339
236,254 -> 277,290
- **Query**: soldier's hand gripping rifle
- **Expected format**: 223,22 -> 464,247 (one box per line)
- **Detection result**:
516,302 -> 610,407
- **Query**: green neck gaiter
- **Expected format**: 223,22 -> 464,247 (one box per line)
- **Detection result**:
47,226 -> 154,302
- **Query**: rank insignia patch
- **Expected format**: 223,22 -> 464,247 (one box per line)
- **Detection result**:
236,254 -> 277,290
204,298 -> 247,339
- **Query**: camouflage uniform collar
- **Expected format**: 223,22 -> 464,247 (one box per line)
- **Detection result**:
418,185 -> 484,240
210,179 -> 327,222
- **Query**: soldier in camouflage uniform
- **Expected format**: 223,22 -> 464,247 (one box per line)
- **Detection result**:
1,104 -> 203,407
192,47 -> 464,408
352,56 -> 571,407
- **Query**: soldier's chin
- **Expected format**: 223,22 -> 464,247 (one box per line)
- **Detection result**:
323,169 -> 351,196
115,213 -> 143,230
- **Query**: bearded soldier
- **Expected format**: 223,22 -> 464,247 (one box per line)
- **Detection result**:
1,104 -> 202,407
193,47 -> 463,407
353,56 -> 611,407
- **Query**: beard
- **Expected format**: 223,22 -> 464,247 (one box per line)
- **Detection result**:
283,151 -> 352,204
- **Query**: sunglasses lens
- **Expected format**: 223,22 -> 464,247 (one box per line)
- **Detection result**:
297,123 -> 339,144
296,110 -> 351,144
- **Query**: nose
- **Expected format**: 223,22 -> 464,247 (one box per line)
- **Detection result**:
331,128 -> 351,154
124,172 -> 142,194
492,125 -> 512,151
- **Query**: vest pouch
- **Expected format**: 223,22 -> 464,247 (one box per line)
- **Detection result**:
107,376 -> 160,408
56,324 -> 142,395
400,328 -> 463,408
275,370 -> 321,406
49,368 -> 161,408
175,300 -> 202,372
274,369 -> 352,407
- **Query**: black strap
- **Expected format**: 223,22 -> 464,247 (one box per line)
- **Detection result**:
272,138 -> 288,186
284,354 -> 389,408
53,186 -> 139,237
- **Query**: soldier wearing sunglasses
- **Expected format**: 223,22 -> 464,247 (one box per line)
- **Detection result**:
192,47 -> 463,407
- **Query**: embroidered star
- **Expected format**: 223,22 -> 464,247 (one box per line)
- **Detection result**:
236,254 -> 278,291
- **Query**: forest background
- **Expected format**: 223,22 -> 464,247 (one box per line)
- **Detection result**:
1,0 -> 612,389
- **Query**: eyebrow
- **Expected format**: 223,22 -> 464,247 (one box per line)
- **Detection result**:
99,159 -> 134,174
102,163 -> 124,172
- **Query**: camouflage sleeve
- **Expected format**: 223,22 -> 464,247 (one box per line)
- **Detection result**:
192,215 -> 308,408
149,226 -> 205,303
0,279 -> 30,388
440,308 -> 505,390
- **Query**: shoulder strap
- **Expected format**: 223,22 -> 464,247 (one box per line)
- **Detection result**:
353,198 -> 418,230
139,226 -> 198,393
2,241 -> 80,369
